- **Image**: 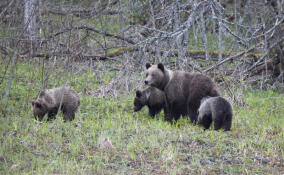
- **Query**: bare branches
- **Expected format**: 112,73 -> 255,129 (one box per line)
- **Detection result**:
0,0 -> 14,19
46,8 -> 122,17
243,35 -> 284,74
1,0 -> 284,101
46,25 -> 136,45
204,44 -> 260,73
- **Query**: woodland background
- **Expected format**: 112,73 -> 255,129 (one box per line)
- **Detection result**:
0,0 -> 283,174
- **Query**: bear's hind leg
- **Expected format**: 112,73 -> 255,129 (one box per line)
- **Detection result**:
222,115 -> 232,131
213,118 -> 223,130
61,102 -> 77,121
63,111 -> 75,121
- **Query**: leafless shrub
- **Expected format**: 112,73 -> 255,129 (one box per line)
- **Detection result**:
90,56 -> 144,98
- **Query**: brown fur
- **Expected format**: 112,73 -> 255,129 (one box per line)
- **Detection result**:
31,87 -> 80,121
197,96 -> 233,131
145,63 -> 220,123
134,87 -> 166,117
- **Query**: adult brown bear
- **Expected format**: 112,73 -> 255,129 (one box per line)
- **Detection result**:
145,63 -> 220,123
31,87 -> 80,121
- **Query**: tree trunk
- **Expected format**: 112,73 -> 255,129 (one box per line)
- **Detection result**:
200,7 -> 209,61
24,0 -> 36,41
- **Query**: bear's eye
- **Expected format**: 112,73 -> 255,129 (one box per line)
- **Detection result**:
36,103 -> 42,108
146,73 -> 148,77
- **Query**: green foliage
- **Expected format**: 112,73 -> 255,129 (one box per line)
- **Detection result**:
0,60 -> 283,174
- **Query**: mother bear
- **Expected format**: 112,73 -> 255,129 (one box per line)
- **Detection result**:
145,63 -> 220,123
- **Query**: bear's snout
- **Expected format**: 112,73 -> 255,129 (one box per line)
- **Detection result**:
133,105 -> 141,112
144,80 -> 149,85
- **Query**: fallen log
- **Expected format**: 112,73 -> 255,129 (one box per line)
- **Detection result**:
246,57 -> 280,77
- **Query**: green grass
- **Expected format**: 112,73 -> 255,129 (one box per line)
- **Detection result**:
0,59 -> 283,174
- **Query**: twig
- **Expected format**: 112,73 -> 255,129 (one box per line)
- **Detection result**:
204,43 -> 260,72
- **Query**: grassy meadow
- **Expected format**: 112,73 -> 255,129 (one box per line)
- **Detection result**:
0,59 -> 283,174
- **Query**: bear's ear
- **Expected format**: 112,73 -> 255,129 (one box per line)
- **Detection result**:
136,90 -> 142,97
39,90 -> 45,97
146,62 -> 151,69
157,63 -> 164,72
32,100 -> 42,108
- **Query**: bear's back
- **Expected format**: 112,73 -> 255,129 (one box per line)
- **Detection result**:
208,96 -> 233,119
47,87 -> 79,106
147,87 -> 165,107
166,71 -> 219,102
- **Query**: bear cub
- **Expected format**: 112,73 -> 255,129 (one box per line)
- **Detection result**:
31,86 -> 80,121
134,86 -> 166,117
197,96 -> 233,131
